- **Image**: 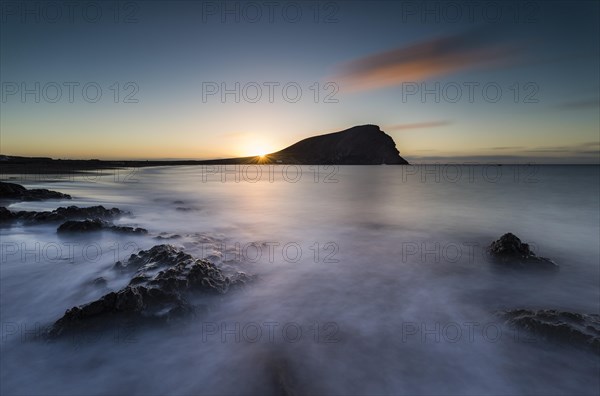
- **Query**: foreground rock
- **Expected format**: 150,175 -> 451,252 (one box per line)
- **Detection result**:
48,245 -> 251,337
0,205 -> 127,224
57,219 -> 147,234
498,309 -> 600,354
0,181 -> 71,201
0,207 -> 16,222
488,233 -> 558,270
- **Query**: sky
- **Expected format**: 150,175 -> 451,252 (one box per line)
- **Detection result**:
1,0 -> 599,163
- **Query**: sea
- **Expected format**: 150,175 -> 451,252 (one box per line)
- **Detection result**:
1,164 -> 599,395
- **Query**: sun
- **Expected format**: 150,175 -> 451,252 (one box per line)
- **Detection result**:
251,144 -> 271,158
237,136 -> 275,158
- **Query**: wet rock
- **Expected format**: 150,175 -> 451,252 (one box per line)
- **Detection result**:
154,233 -> 181,240
175,207 -> 198,212
58,219 -> 105,232
0,207 -> 16,222
0,205 -> 128,224
498,309 -> 600,354
488,233 -> 558,269
57,219 -> 147,234
48,245 -> 251,337
53,206 -> 126,220
92,277 -> 108,288
0,181 -> 71,201
111,225 -> 148,234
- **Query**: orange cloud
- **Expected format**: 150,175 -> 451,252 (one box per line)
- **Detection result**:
335,31 -> 518,92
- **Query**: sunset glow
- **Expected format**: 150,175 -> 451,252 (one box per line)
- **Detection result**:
1,2 -> 598,163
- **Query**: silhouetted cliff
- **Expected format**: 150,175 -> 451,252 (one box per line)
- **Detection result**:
268,124 -> 408,165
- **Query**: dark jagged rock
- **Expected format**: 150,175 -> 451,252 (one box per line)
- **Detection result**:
92,277 -> 108,288
49,206 -> 125,220
58,219 -> 105,232
175,207 -> 198,212
0,205 -> 127,223
488,233 -> 558,270
154,233 -> 181,240
57,219 -> 147,234
498,309 -> 600,354
110,225 -> 148,234
0,207 -> 16,222
0,181 -> 71,201
48,245 -> 251,337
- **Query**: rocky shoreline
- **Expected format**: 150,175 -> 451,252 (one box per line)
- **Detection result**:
0,181 -> 71,201
57,219 -> 148,234
497,309 -> 600,353
49,245 -> 252,338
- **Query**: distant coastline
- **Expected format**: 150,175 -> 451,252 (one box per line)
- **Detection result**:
1,125 -> 410,173
2,125 -> 597,175
0,156 -> 597,176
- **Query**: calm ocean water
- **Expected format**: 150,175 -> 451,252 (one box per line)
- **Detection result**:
1,165 -> 599,395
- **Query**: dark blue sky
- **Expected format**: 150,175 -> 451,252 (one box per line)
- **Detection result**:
1,0 -> 599,162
